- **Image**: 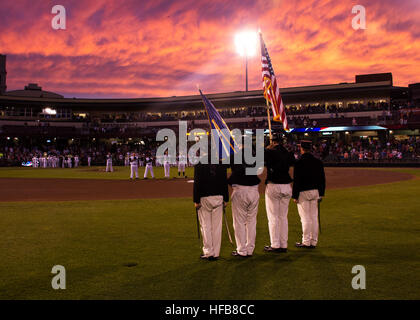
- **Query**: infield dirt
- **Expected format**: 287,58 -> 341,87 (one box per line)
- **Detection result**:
0,168 -> 413,202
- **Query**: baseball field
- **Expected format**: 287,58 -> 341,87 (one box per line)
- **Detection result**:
0,166 -> 419,299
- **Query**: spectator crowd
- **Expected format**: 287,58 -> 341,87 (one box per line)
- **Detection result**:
1,134 -> 419,167
284,136 -> 420,163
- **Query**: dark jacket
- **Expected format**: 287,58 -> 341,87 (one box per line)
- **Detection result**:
227,146 -> 261,187
292,152 -> 326,199
228,163 -> 261,186
265,144 -> 295,184
193,163 -> 229,203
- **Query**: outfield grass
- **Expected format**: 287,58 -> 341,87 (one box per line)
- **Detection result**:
0,166 -> 195,180
0,169 -> 419,299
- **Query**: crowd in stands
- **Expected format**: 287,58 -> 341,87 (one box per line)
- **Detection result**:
284,136 -> 420,162
90,102 -> 393,123
286,101 -> 393,115
2,100 -> 419,133
87,107 -> 268,123
80,101 -> 417,127
61,106 -> 418,135
1,99 -> 420,166
1,133 -> 419,167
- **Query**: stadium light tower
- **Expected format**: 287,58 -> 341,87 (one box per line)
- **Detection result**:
235,31 -> 258,91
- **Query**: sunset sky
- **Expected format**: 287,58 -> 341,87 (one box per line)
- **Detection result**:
1,0 -> 419,98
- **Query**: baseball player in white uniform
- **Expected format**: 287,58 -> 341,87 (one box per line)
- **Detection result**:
74,155 -> 79,168
106,153 -> 113,172
178,153 -> 187,177
42,155 -> 48,168
163,152 -> 170,178
130,153 -> 139,179
88,155 -> 92,167
143,155 -> 154,179
32,155 -> 38,168
124,153 -> 130,167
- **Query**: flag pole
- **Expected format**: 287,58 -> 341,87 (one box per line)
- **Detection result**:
195,207 -> 201,239
318,198 -> 322,233
223,206 -> 234,246
266,104 -> 273,143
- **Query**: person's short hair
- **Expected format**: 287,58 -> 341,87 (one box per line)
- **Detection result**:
299,140 -> 312,151
272,132 -> 285,143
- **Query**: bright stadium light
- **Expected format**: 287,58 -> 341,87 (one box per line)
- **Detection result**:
42,107 -> 57,115
235,31 -> 258,57
235,31 -> 258,91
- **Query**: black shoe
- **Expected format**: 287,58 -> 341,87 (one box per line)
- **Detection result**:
264,246 -> 287,253
231,251 -> 248,257
295,242 -> 312,249
200,254 -> 213,260
208,256 -> 218,261
309,245 -> 316,249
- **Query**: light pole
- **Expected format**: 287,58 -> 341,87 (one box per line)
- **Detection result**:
235,31 -> 257,92
245,54 -> 248,92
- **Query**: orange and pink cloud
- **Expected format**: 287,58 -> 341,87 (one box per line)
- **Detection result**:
0,0 -> 419,98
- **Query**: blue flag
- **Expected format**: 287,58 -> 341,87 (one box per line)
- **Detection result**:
199,89 -> 238,159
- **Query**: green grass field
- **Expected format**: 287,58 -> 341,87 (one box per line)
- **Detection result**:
0,168 -> 419,299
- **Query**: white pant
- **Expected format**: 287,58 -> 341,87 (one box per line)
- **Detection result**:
144,164 -> 154,178
106,160 -> 113,172
178,163 -> 185,173
297,189 -> 320,246
265,183 -> 292,249
231,185 -> 260,256
130,165 -> 138,179
164,162 -> 170,177
198,195 -> 223,258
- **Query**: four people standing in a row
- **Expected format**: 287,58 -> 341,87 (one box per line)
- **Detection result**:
193,137 -> 326,260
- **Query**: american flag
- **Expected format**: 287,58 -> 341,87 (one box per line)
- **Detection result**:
260,32 -> 289,131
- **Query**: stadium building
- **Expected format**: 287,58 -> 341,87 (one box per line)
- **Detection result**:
0,53 -> 419,166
